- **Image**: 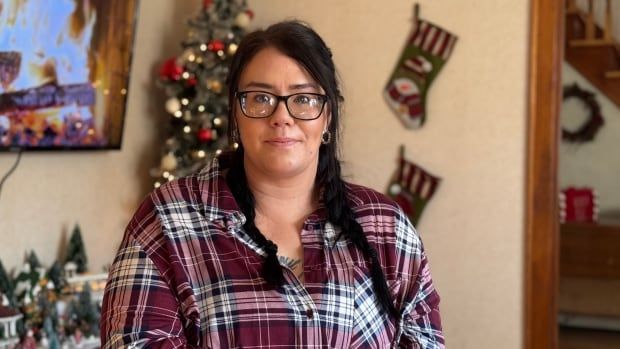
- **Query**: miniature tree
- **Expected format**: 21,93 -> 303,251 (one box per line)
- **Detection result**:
27,250 -> 42,270
0,259 -> 15,307
65,225 -> 88,273
46,261 -> 64,292
68,283 -> 99,337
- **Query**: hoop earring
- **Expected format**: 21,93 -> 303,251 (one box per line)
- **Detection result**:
231,129 -> 240,146
321,130 -> 331,144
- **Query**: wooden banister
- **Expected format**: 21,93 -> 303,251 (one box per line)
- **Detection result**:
569,0 -> 615,47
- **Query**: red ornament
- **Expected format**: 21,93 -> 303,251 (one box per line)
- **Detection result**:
245,9 -> 255,19
186,77 -> 197,87
208,40 -> 225,52
197,128 -> 213,142
203,0 -> 213,9
159,57 -> 183,81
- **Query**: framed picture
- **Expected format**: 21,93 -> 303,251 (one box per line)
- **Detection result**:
0,0 -> 140,150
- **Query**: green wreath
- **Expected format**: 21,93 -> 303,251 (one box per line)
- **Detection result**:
562,83 -> 604,142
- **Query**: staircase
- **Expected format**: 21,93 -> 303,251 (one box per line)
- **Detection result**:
565,0 -> 620,107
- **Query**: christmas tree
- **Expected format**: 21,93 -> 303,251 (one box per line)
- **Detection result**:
65,225 -> 88,273
152,0 -> 253,187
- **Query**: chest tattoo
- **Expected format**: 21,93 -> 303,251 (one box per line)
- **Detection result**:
279,256 -> 304,280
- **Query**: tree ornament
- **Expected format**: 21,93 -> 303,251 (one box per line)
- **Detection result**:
165,98 -> 182,114
207,40 -> 225,52
561,83 -> 604,143
234,11 -> 252,28
159,57 -> 183,81
203,0 -> 214,9
207,80 -> 223,93
160,153 -> 178,171
197,128 -> 213,142
178,48 -> 197,64
228,43 -> 238,56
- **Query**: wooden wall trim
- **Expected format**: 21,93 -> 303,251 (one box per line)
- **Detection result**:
525,1 -> 563,348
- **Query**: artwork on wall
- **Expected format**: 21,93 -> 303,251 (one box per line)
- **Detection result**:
0,0 -> 140,150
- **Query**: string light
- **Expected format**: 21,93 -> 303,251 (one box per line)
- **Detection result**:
120,88 -> 127,95
181,98 -> 189,106
197,150 -> 206,158
213,117 -> 222,126
183,125 -> 191,133
188,54 -> 196,62
154,182 -> 161,188
174,111 -> 183,118
182,72 -> 190,79
168,175 -> 175,181
162,171 -> 170,178
215,149 -> 222,155
198,105 -> 206,112
200,43 -> 208,51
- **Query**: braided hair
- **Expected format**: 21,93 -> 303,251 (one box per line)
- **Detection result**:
222,21 -> 399,319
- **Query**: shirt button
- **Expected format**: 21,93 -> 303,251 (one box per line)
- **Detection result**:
305,308 -> 314,319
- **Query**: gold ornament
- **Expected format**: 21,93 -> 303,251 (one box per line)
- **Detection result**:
160,153 -> 178,171
208,80 -> 223,93
228,43 -> 238,55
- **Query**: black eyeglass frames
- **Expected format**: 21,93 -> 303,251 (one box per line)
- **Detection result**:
235,91 -> 328,120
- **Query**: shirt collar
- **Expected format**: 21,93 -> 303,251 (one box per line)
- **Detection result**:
195,157 -> 365,231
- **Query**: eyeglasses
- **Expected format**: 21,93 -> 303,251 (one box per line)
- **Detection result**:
236,90 -> 328,120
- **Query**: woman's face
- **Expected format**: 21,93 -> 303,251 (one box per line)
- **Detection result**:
235,47 -> 329,181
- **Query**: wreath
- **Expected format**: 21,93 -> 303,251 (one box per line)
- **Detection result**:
561,83 -> 604,142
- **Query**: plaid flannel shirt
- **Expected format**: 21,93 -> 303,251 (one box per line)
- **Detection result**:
101,159 -> 444,348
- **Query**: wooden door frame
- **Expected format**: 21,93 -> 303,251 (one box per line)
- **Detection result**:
525,1 -> 563,348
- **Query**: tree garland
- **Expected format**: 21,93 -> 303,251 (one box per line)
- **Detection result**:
562,83 -> 604,142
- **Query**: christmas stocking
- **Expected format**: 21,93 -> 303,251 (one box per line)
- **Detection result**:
387,153 -> 441,226
384,18 -> 457,128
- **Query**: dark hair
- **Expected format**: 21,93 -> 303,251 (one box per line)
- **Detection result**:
223,20 -> 398,319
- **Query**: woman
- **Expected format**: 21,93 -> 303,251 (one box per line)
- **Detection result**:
101,21 -> 443,348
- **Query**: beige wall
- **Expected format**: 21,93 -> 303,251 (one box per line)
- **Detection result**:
0,1 -> 528,347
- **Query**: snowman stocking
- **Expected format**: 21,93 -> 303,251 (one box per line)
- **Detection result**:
384,18 -> 457,128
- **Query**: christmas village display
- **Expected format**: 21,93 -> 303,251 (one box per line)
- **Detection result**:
0,225 -> 107,349
152,0 -> 252,187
